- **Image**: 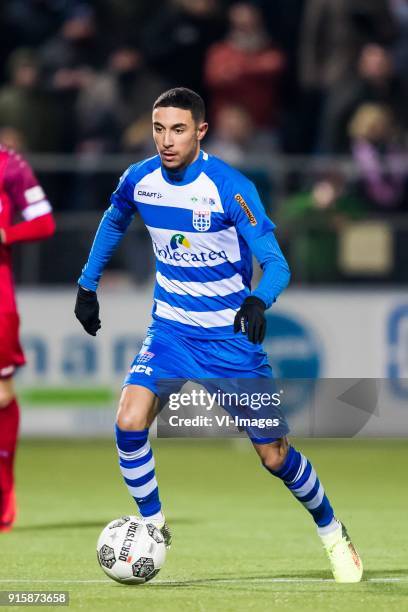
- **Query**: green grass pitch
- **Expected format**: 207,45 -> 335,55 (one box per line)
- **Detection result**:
0,438 -> 407,611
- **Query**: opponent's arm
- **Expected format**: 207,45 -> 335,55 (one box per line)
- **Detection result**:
0,152 -> 56,245
0,213 -> 55,245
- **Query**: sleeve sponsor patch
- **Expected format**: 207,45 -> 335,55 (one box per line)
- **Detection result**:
24,185 -> 45,204
234,193 -> 257,226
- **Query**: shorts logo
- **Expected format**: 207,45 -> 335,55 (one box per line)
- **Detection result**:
129,364 -> 153,375
234,193 -> 257,226
192,208 -> 211,232
170,234 -> 190,250
137,351 -> 155,363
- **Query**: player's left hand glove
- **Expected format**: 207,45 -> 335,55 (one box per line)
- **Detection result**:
75,286 -> 101,336
234,296 -> 267,344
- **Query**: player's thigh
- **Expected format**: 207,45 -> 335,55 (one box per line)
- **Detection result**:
124,325 -> 202,394
252,436 -> 289,472
0,376 -> 15,409
116,384 -> 159,431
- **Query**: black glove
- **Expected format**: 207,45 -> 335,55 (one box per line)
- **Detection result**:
74,286 -> 101,336
234,296 -> 267,344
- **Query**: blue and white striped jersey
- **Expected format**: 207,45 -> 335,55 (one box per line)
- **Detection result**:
80,150 -> 290,338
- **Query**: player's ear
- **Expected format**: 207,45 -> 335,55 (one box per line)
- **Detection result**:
197,121 -> 208,141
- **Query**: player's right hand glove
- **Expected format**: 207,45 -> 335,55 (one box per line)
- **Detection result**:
74,286 -> 101,336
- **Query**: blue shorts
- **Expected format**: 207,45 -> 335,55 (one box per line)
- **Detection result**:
123,321 -> 284,444
124,320 -> 272,391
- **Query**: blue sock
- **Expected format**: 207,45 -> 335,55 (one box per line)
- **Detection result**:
115,424 -> 161,518
265,446 -> 334,527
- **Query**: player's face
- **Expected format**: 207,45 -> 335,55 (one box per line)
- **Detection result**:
152,107 -> 208,171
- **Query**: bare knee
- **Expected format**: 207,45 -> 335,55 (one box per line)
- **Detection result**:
0,380 -> 15,409
116,385 -> 157,431
254,437 -> 289,472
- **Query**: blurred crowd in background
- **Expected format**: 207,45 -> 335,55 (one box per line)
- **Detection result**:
1,0 -> 408,285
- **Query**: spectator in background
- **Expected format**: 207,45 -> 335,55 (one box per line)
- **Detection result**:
0,0 -> 68,83
206,103 -> 275,165
389,0 -> 408,81
279,170 -> 367,282
141,0 -> 225,96
91,0 -> 162,53
38,4 -> 106,152
0,128 -> 25,153
0,0 -> 67,48
299,0 -> 395,89
204,2 -> 285,133
0,48 -> 62,152
320,44 -> 407,152
75,46 -> 164,154
298,0 -> 395,151
206,103 -> 274,206
39,4 -> 104,85
348,103 -> 408,211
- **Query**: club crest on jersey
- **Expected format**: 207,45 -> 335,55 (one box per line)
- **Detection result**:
192,203 -> 211,232
137,351 -> 155,363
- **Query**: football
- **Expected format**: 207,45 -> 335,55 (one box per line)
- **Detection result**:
96,516 -> 166,584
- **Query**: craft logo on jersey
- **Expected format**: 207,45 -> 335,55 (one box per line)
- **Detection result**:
137,190 -> 163,199
170,234 -> 191,250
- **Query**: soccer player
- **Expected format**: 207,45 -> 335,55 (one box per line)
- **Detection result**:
75,88 -> 363,582
0,144 -> 55,532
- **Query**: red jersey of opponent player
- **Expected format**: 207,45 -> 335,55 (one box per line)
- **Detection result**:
0,145 -> 55,376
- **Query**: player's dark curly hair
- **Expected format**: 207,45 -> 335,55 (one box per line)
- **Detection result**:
153,87 -> 206,124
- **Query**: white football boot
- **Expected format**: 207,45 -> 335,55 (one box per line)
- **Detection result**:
143,513 -> 172,549
320,521 -> 363,583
